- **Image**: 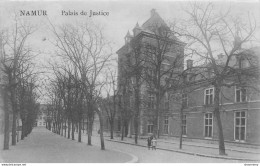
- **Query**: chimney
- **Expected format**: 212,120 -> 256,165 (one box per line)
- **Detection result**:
187,59 -> 193,69
151,9 -> 156,17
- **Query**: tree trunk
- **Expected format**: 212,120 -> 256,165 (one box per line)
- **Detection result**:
58,121 -> 60,135
134,83 -> 140,144
121,123 -> 124,141
72,121 -> 75,140
97,111 -> 105,150
154,91 -> 160,139
68,120 -> 71,139
59,120 -> 62,135
53,122 -> 55,133
179,106 -> 184,149
134,116 -> 138,144
124,121 -> 128,137
21,120 -> 25,140
16,119 -> 19,143
49,121 -> 52,130
78,121 -> 82,142
82,118 -> 84,133
3,87 -> 10,150
110,120 -> 114,139
214,85 -> 226,155
11,111 -> 17,145
129,120 -> 133,138
61,120 -> 63,136
87,117 -> 92,145
64,121 -> 67,137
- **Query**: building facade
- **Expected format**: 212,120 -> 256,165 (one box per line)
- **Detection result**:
117,9 -> 260,145
166,48 -> 260,145
36,104 -> 48,127
117,9 -> 185,137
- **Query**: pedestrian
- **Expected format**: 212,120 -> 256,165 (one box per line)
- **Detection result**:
151,136 -> 157,150
147,136 -> 151,150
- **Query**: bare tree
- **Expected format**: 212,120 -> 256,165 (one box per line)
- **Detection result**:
126,38 -> 146,144
176,2 -> 259,155
140,23 -> 185,138
49,20 -> 113,149
101,68 -> 118,139
0,16 -> 36,148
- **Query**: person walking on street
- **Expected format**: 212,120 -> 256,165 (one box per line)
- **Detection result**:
151,136 -> 157,150
147,136 -> 152,150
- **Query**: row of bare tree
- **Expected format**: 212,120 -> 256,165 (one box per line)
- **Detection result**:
43,21 -> 115,150
1,18 -> 39,150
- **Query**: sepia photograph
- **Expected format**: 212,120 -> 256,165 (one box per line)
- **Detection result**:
0,0 -> 260,164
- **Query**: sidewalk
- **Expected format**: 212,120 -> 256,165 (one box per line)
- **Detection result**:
0,127 -> 133,163
104,135 -> 260,162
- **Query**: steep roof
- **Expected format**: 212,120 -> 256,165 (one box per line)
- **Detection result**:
142,9 -> 168,31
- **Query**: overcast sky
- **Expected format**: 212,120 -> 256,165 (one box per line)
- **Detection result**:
1,0 -> 259,102
1,0 -> 259,55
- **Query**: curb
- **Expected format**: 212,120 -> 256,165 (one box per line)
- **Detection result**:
160,140 -> 260,155
106,139 -> 260,162
112,149 -> 139,163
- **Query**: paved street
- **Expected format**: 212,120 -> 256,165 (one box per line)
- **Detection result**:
79,133 -> 250,163
1,127 -> 259,163
103,135 -> 260,162
0,127 -> 132,163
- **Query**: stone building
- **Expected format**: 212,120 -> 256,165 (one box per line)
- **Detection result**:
167,47 -> 260,145
117,9 -> 260,146
117,9 -> 185,137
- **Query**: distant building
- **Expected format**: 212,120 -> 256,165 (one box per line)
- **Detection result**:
36,104 -> 48,127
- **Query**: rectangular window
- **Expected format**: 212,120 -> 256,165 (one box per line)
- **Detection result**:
205,88 -> 214,105
163,116 -> 169,134
147,121 -> 154,134
182,115 -> 187,135
204,113 -> 213,138
234,111 -> 246,141
182,93 -> 188,108
236,87 -> 247,102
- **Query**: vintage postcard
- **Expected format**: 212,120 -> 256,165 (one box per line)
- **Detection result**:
0,0 -> 259,164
